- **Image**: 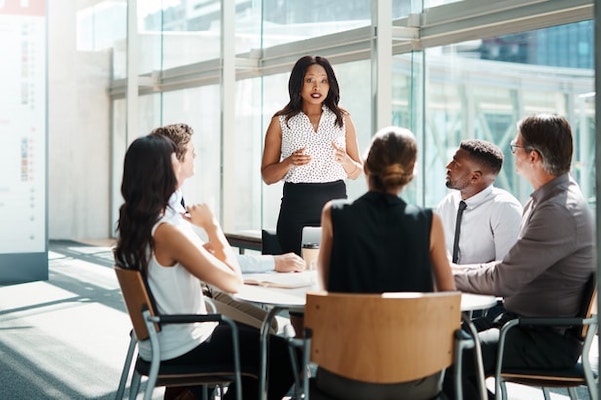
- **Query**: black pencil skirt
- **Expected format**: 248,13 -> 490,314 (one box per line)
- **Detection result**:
276,180 -> 347,255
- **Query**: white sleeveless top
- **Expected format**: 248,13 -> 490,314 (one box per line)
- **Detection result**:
137,214 -> 217,361
280,106 -> 347,183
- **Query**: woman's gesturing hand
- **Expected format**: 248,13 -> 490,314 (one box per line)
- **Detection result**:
289,147 -> 312,166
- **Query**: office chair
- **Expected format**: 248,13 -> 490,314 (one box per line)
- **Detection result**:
493,273 -> 598,400
113,265 -> 244,400
261,228 -> 283,255
292,291 -> 469,400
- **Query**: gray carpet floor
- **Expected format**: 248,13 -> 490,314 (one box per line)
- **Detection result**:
0,240 -> 595,399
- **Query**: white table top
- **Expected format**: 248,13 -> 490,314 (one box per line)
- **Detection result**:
235,275 -> 497,312
237,273 -> 498,400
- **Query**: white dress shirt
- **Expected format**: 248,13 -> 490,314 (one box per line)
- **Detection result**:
436,185 -> 523,264
167,190 -> 275,273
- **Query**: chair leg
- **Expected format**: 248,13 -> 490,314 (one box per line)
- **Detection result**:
115,335 -> 137,400
499,381 -> 508,400
213,385 -> 221,400
567,386 -> 578,400
589,380 -> 599,400
143,379 -> 155,400
128,372 -> 141,400
287,338 -> 302,399
541,387 -> 551,400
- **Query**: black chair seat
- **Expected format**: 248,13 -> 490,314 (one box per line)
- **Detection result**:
135,357 -> 258,381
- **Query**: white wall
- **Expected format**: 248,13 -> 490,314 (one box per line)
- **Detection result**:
48,2 -> 112,241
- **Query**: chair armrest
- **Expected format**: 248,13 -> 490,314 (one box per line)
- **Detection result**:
508,316 -> 587,327
204,297 -> 218,313
149,313 -> 226,324
142,311 -> 243,400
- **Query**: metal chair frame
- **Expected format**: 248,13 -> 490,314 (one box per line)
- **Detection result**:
114,266 -> 243,400
493,274 -> 598,400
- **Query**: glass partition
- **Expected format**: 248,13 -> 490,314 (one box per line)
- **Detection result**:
76,1 -> 127,79
163,86 -> 222,222
421,22 -> 594,208
260,0 -> 371,48
135,1 -> 222,75
104,1 -> 595,239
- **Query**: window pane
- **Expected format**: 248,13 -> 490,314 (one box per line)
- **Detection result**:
229,77 -> 266,232
393,0 -> 420,18
261,0 -> 371,48
76,1 -> 127,79
421,22 -> 594,208
138,1 -> 221,73
162,87 -> 222,223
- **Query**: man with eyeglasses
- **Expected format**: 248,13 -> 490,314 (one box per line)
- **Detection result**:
444,113 -> 595,400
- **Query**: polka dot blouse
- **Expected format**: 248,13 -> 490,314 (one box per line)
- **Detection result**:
280,106 -> 347,183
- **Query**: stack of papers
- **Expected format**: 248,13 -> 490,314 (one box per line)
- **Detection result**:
243,271 -> 316,289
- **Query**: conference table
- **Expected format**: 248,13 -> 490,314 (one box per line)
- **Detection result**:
235,272 -> 497,400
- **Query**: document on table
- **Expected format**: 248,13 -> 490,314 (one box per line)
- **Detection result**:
243,271 -> 317,289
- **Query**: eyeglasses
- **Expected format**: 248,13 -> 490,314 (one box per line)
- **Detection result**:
510,140 -> 530,154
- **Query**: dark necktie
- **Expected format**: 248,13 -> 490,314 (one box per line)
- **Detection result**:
452,201 -> 467,263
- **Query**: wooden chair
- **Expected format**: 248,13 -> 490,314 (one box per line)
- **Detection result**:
294,291 -> 468,400
113,265 -> 244,400
493,273 -> 598,400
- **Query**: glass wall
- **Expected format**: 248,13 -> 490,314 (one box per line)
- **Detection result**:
421,23 -> 594,208
260,0 -> 372,48
101,0 -> 594,236
163,86 -> 222,219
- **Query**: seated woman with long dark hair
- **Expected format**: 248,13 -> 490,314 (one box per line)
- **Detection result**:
114,134 -> 295,400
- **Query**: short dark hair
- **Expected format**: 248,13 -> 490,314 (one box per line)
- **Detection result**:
518,113 -> 573,176
460,139 -> 503,175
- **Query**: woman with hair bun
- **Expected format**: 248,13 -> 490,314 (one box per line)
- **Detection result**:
318,126 -> 455,293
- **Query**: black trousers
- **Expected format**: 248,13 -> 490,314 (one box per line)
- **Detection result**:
276,180 -> 346,255
163,321 -> 296,400
443,322 -> 582,400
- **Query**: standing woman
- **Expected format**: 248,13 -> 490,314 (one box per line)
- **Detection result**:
261,55 -> 362,255
114,135 -> 295,400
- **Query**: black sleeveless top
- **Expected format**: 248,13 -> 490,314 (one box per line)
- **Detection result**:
327,191 -> 434,293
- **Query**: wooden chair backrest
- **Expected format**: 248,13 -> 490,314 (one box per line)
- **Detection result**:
114,265 -> 158,341
579,273 -> 597,339
304,291 -> 462,384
